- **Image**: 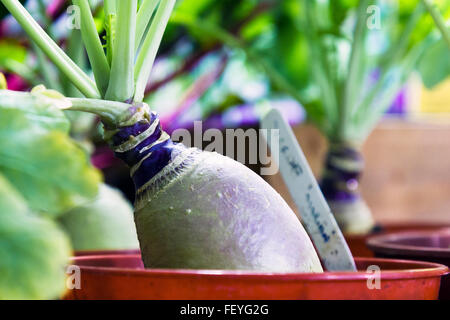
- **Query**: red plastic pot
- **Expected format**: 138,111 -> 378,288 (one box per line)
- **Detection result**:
345,222 -> 450,258
367,228 -> 450,300
64,255 -> 447,300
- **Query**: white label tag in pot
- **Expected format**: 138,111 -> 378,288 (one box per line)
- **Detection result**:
261,108 -> 357,271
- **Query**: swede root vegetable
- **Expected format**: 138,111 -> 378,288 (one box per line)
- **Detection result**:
321,144 -> 375,235
58,184 -> 139,251
1,0 -> 323,272
101,104 -> 323,271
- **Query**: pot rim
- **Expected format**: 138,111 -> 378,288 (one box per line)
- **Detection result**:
70,255 -> 448,281
366,228 -> 450,259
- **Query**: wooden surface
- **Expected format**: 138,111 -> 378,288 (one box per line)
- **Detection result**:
264,119 -> 450,225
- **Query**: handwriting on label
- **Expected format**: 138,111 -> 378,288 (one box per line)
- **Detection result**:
280,138 -> 303,176
267,112 -> 355,270
306,191 -> 331,243
279,132 -> 333,245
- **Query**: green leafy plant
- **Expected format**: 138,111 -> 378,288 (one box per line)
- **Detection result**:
0,87 -> 101,216
0,175 -> 72,299
0,84 -> 101,299
171,0 -> 449,141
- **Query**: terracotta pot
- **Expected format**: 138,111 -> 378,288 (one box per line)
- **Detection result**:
64,255 -> 447,300
345,222 -> 450,258
367,228 -> 450,300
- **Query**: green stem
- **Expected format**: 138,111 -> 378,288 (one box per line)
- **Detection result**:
135,0 -> 161,52
0,0 -> 100,99
104,0 -> 117,65
134,0 -> 176,103
302,0 -> 338,132
105,0 -> 137,102
354,3 -> 424,122
36,0 -> 55,38
34,0 -> 62,91
73,0 -> 111,97
342,0 -> 369,140
422,0 -> 450,49
104,0 -> 117,15
32,42 -> 62,92
104,0 -> 117,14
61,29 -> 86,98
67,98 -> 132,126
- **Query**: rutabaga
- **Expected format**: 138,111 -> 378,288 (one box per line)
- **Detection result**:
103,102 -> 323,272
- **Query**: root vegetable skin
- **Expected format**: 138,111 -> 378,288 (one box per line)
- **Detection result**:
107,105 -> 323,272
136,148 -> 323,272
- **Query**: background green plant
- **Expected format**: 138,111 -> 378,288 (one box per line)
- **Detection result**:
168,0 -> 450,144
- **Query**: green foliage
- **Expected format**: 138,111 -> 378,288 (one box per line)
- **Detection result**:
0,89 -> 101,217
0,39 -> 27,66
104,12 -> 116,66
173,0 -> 261,46
0,88 -> 70,131
171,0 -> 449,143
263,0 -> 448,142
419,38 -> 450,88
267,2 -> 309,96
0,174 -> 72,300
0,39 -> 37,84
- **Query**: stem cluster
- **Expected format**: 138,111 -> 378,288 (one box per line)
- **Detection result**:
0,0 -> 176,104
